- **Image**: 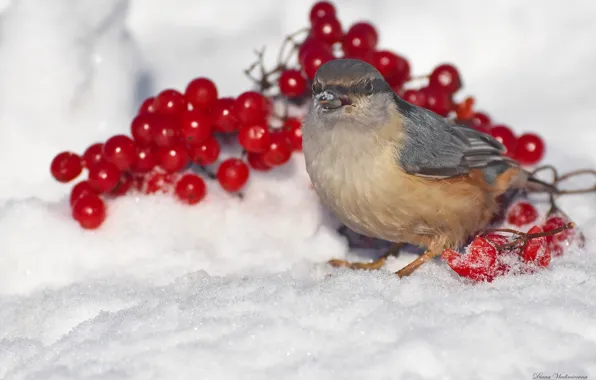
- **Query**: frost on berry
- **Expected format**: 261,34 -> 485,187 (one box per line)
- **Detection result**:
507,201 -> 538,226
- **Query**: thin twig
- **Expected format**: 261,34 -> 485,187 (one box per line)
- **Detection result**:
496,222 -> 575,250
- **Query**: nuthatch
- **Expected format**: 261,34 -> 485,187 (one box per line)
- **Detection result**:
302,58 -> 554,277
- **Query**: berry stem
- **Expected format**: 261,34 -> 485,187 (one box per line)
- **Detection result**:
495,222 -> 575,250
277,27 -> 310,68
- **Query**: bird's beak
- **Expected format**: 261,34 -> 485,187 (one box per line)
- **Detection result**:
316,90 -> 350,110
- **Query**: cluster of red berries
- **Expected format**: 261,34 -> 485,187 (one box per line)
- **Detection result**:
49,1 -> 548,230
50,79 -> 303,229
442,201 -> 576,282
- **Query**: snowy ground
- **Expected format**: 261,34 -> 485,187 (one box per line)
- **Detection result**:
2,1 -> 596,379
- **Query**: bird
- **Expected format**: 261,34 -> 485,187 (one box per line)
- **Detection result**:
302,58 -> 556,277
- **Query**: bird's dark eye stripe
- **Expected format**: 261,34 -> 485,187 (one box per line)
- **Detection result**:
351,78 -> 392,94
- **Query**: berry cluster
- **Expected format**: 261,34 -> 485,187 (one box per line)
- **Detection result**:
50,0 -> 548,231
442,201 -> 577,282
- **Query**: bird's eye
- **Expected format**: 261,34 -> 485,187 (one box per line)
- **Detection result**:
312,81 -> 322,94
365,81 -> 374,95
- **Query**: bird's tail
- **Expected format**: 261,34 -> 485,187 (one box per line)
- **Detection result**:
511,168 -> 559,194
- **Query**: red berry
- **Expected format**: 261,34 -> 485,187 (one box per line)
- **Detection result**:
184,77 -> 218,110
311,16 -> 343,45
470,112 -> 491,129
189,136 -> 220,165
152,116 -> 180,148
298,38 -> 332,68
489,125 -> 517,155
50,152 -> 83,183
372,50 -> 410,86
543,216 -> 572,243
550,243 -> 564,257
246,152 -> 271,171
156,143 -> 190,173
143,170 -> 178,195
131,114 -> 158,146
88,161 -> 121,193
111,172 -> 134,196
262,132 -> 292,167
72,193 -> 106,230
302,47 -> 334,79
507,201 -> 538,226
422,87 -> 452,117
283,117 -> 303,151
522,226 -> 551,268
180,109 -> 213,145
429,64 -> 462,94
278,69 -> 307,98
102,135 -> 137,171
441,237 -> 498,282
514,133 -> 545,165
402,89 -> 427,107
309,1 -> 336,24
175,174 -> 207,205
70,181 -> 97,207
235,91 -> 270,125
210,97 -> 240,133
237,123 -> 271,153
138,97 -> 155,115
216,158 -> 250,192
484,233 -> 509,247
82,143 -> 104,169
342,22 -> 378,58
132,146 -> 156,173
153,89 -> 186,116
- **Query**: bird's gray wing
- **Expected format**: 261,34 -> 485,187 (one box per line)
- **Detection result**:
393,94 -> 517,183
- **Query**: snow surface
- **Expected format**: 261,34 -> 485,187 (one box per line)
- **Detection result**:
2,0 -> 596,379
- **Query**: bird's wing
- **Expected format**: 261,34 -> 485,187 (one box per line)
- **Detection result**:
393,94 -> 517,182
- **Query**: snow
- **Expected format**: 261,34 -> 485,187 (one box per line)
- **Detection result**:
1,1 -> 596,379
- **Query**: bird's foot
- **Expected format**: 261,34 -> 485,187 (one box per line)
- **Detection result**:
395,249 -> 439,278
328,243 -> 403,271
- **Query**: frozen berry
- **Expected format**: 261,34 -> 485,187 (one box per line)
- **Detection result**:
522,226 -> 551,268
70,181 -> 97,207
543,216 -> 573,243
102,135 -> 137,171
402,89 -> 427,107
442,237 -> 498,282
153,89 -> 185,116
278,69 -> 307,98
217,158 -> 250,192
175,174 -> 207,205
88,161 -> 121,193
72,193 -> 106,229
247,152 -> 271,171
184,77 -> 218,110
235,91 -> 270,125
311,16 -> 343,45
82,143 -> 104,169
262,132 -> 292,167
342,22 -> 377,58
309,1 -> 336,24
156,143 -> 190,173
143,170 -> 178,195
132,146 -> 156,173
429,64 -> 462,94
283,117 -> 303,151
507,201 -> 538,226
489,125 -> 517,155
189,136 -> 220,165
514,133 -> 545,165
51,152 -> 82,183
180,109 -> 213,145
211,97 -> 240,133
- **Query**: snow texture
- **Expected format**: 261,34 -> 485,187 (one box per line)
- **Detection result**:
1,0 -> 596,379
